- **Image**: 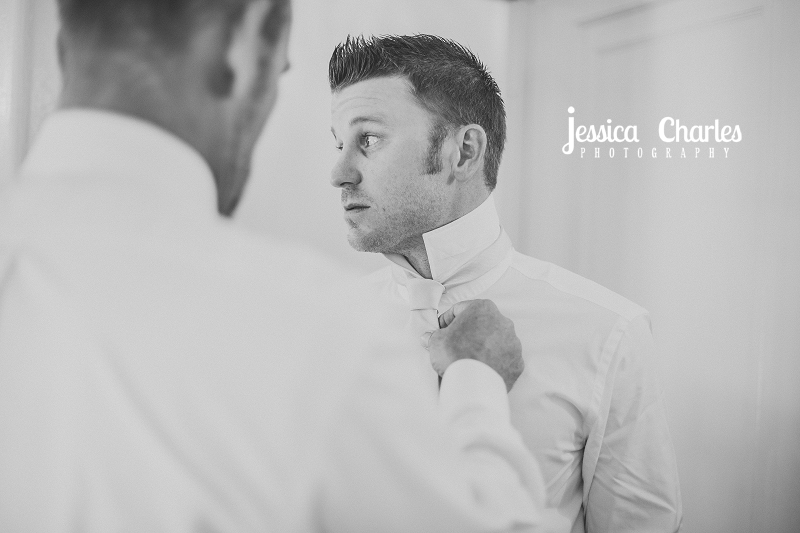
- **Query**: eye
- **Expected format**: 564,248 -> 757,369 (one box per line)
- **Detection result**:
335,144 -> 343,152
362,134 -> 379,149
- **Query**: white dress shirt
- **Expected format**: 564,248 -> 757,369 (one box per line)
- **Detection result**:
0,110 -> 545,532
369,195 -> 683,533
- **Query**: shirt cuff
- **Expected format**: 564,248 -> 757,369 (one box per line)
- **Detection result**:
439,359 -> 511,421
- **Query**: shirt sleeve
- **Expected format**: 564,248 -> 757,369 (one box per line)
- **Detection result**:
316,341 -> 545,533
583,314 -> 683,533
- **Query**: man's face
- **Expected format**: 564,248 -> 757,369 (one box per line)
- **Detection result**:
330,77 -> 452,254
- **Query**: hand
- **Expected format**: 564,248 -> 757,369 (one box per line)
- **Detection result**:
425,299 -> 524,392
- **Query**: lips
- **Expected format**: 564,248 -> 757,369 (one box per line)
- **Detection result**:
343,202 -> 370,212
342,191 -> 371,213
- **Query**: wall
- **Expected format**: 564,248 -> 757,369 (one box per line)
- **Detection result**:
508,0 -> 800,531
0,0 -> 60,186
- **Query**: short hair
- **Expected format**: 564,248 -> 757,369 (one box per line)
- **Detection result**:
329,34 -> 506,191
58,0 -> 290,50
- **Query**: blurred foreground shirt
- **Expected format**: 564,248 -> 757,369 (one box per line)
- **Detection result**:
369,195 -> 683,533
0,110 -> 545,532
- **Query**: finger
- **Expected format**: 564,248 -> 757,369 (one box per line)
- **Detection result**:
420,330 -> 435,350
429,351 -> 447,377
438,300 -> 474,328
427,331 -> 449,376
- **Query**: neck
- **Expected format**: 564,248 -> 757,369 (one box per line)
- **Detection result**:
396,188 -> 491,280
59,51 -> 208,157
402,239 -> 434,279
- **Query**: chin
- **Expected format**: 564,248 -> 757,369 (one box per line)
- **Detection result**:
347,229 -> 389,254
346,232 -> 373,252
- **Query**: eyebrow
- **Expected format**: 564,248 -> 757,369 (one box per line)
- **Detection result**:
349,115 -> 388,127
331,115 -> 388,139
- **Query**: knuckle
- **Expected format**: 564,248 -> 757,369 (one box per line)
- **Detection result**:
476,299 -> 495,312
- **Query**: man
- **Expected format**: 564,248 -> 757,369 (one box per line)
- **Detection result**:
330,34 -> 682,533
0,2 -> 547,531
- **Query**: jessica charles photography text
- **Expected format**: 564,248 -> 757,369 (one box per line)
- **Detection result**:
561,106 -> 742,159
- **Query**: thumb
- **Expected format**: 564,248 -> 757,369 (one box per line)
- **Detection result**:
437,300 -> 474,329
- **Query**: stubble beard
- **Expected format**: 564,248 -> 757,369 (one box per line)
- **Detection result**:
347,231 -> 382,253
346,129 -> 449,254
346,188 -> 446,255
346,213 -> 414,254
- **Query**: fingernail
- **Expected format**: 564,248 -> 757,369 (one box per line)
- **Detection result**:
420,331 -> 434,350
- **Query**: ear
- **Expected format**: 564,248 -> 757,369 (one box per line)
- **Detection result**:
196,1 -> 277,100
451,124 -> 488,183
226,1 -> 288,99
193,6 -> 246,99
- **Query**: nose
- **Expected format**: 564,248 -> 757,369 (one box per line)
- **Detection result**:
330,149 -> 362,189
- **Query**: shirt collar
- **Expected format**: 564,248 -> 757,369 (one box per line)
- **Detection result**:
19,108 -> 218,224
385,194 -> 514,310
385,194 -> 502,283
423,194 -> 502,281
